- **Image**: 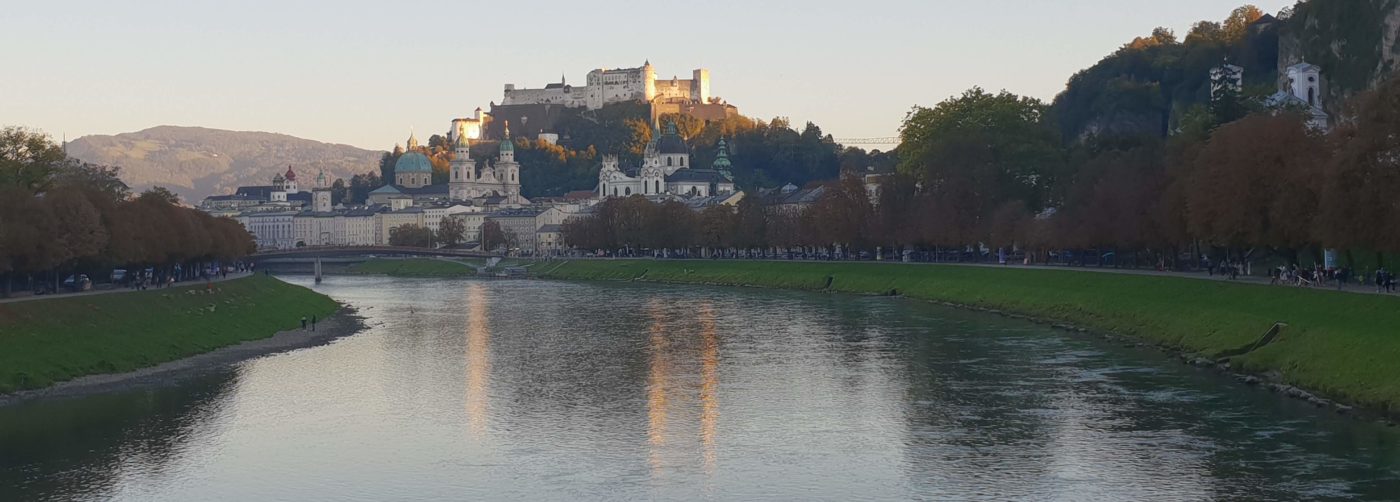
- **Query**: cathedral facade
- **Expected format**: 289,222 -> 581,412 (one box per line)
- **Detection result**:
449,128 -> 524,203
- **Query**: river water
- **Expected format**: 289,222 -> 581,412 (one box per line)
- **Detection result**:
3,276 -> 1400,500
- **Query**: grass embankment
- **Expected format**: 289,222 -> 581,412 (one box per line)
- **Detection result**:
0,275 -> 338,393
345,258 -> 479,277
535,259 -> 1400,414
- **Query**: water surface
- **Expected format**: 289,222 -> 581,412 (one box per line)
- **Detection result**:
3,276 -> 1399,500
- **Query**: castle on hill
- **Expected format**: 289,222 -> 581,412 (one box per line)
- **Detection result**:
487,61 -> 739,139
503,60 -> 710,110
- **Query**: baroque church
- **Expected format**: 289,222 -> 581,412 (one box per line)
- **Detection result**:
597,122 -> 736,199
369,129 -> 527,205
450,125 -> 522,201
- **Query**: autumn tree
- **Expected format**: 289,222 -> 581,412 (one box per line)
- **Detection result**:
1317,74 -> 1400,256
1187,112 -> 1324,260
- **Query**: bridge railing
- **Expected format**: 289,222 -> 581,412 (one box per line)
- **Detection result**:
252,246 -> 497,259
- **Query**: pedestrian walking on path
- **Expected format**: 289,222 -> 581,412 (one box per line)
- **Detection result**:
301,316 -> 307,330
311,315 -> 317,331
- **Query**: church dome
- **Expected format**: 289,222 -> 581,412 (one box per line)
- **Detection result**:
394,151 -> 433,174
657,122 -> 687,154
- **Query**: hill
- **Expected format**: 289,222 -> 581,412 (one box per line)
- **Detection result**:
65,126 -> 383,202
1051,1 -> 1400,143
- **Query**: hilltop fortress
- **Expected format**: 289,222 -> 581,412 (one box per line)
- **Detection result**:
482,61 -> 738,140
502,60 -> 710,110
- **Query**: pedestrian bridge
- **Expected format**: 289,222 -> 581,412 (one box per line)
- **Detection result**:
251,246 -> 496,261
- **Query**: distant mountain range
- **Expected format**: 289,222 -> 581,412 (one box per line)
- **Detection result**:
65,126 -> 383,202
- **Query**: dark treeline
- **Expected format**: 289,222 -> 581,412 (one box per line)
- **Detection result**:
0,127 -> 255,296
562,74 -> 1400,270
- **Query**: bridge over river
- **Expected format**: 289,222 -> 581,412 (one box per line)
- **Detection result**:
251,246 -> 500,281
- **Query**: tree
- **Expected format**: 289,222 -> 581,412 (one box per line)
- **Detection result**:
330,178 -> 348,205
437,216 -> 466,247
142,186 -> 181,205
480,220 -> 507,252
695,205 -> 733,252
1317,74 -> 1400,254
733,196 -> 768,250
49,162 -> 130,201
349,172 -> 381,204
1188,113 -> 1324,256
0,126 -> 67,192
900,87 -> 1062,244
659,113 -> 705,141
1221,5 -> 1265,44
388,224 -> 435,248
378,151 -> 398,182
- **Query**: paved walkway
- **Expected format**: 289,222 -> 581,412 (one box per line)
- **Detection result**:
927,260 -> 1394,296
0,272 -> 255,305
597,256 -> 1398,297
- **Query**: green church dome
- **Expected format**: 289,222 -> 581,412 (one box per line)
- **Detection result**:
394,151 -> 433,174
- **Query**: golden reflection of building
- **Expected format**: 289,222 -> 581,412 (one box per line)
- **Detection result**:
699,302 -> 718,474
465,283 -> 490,437
647,299 -> 722,480
647,299 -> 670,477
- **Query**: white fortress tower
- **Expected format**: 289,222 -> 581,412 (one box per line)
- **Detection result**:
451,107 -> 488,142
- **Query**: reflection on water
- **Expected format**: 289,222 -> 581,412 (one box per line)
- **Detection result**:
646,298 -> 669,479
464,283 -> 489,438
699,302 -> 719,475
3,275 -> 1400,500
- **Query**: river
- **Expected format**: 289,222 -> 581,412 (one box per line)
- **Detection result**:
3,276 -> 1400,500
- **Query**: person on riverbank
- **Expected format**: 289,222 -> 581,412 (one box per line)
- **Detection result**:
311,315 -> 317,331
301,316 -> 307,330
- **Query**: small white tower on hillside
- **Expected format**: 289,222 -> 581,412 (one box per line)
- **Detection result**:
1287,62 -> 1322,109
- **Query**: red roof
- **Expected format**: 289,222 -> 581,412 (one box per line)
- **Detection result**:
563,190 -> 596,201
284,166 -> 297,180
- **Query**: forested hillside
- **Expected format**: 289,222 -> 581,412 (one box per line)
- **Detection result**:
1053,1 -> 1400,143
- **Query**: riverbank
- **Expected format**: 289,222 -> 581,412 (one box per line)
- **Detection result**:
534,259 -> 1400,416
345,258 -> 480,277
0,275 -> 342,396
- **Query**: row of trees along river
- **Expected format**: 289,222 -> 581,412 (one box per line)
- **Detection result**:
562,70 -> 1400,268
0,127 -> 255,297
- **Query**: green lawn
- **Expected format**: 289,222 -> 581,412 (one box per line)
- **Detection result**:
536,259 -> 1400,414
0,275 -> 339,393
345,258 -> 480,277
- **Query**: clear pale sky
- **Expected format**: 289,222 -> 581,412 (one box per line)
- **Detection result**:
1,0 -> 1294,150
